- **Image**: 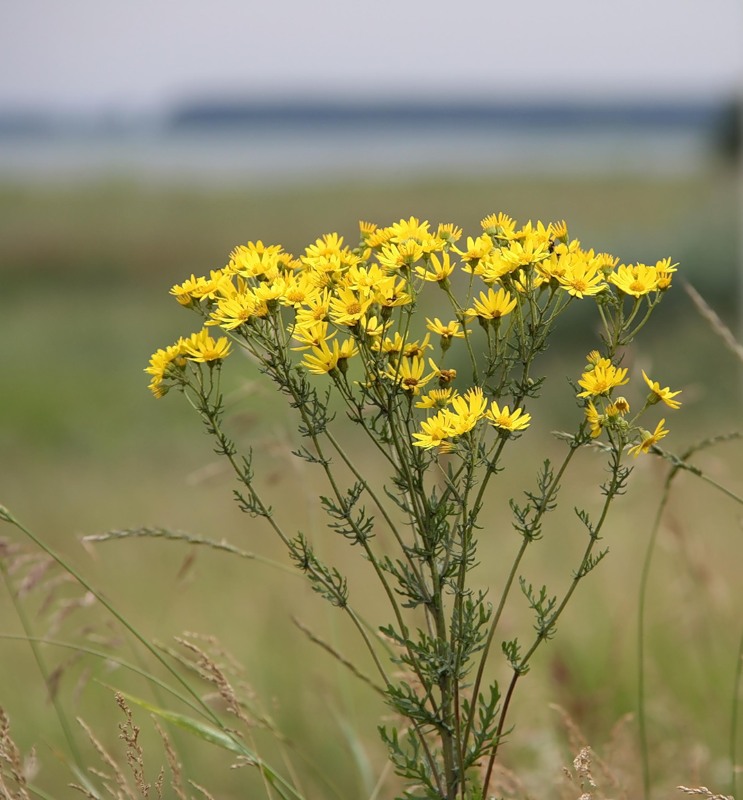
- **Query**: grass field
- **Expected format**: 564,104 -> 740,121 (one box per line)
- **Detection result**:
1,170 -> 741,798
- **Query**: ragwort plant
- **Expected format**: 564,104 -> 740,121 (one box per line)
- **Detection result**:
145,213 -> 683,800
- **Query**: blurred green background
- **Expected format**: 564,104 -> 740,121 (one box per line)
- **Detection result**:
1,164 -> 742,797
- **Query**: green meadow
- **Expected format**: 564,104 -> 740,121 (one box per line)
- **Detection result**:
1,170 -> 741,798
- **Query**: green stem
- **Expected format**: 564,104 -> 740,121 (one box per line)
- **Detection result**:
461,436 -> 581,759
481,443 -> 624,799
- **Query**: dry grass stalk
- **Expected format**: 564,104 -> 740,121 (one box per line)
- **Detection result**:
75,715 -> 136,799
175,636 -> 249,725
0,707 -> 32,800
677,786 -> 734,800
116,693 -> 150,797
683,281 -> 743,364
153,719 -> 188,800
187,780 -> 217,800
552,705 -> 632,800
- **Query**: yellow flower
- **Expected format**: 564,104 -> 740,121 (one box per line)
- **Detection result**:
375,277 -> 412,310
228,242 -> 285,279
343,263 -> 388,293
585,401 -> 603,438
359,315 -> 385,340
170,274 -> 205,306
359,220 -> 378,238
145,341 -> 187,397
402,334 -> 432,360
550,219 -> 568,241
291,320 -> 335,351
377,240 -> 424,271
302,339 -> 341,375
328,287 -> 373,327
628,419 -> 669,457
436,222 -> 463,244
558,259 -> 606,298
484,401 -> 531,432
374,331 -> 406,359
412,409 -> 454,450
465,287 -> 517,321
594,252 -> 620,275
208,293 -> 255,330
606,396 -> 630,417
415,252 -> 456,283
428,358 -> 457,386
183,329 -> 232,363
280,273 -> 319,308
641,370 -> 682,409
609,263 -> 659,297
296,289 -> 331,326
336,337 -> 359,368
455,235 -> 493,265
477,250 -> 519,284
365,226 -> 396,249
415,388 -> 458,410
426,318 -> 465,343
303,232 -> 345,263
480,212 -> 516,238
500,235 -> 550,267
385,356 -> 433,395
585,350 -> 606,367
253,278 -> 287,305
387,216 -> 430,244
653,257 -> 678,290
447,387 -> 487,435
576,363 -> 629,397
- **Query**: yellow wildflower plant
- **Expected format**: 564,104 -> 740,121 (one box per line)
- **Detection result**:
146,213 -> 684,800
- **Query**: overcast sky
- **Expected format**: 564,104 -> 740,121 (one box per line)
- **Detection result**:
1,0 -> 742,113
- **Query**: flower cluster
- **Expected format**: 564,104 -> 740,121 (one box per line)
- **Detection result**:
579,352 -> 681,456
145,212 -> 683,799
146,213 -> 679,457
